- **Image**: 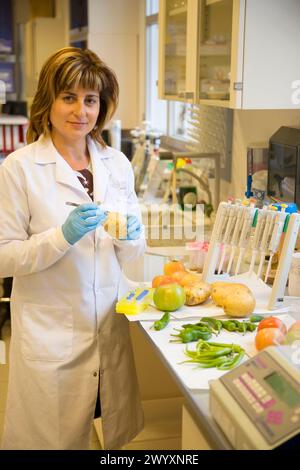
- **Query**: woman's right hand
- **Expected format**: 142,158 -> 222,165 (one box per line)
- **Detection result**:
62,203 -> 108,245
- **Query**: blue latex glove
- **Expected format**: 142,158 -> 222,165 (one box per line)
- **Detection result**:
62,203 -> 107,245
123,214 -> 142,240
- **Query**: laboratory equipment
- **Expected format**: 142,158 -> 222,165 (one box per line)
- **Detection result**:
235,206 -> 257,276
210,345 -> 300,449
202,201 -> 230,280
246,142 -> 268,204
288,253 -> 300,296
264,210 -> 288,283
217,203 -> 237,274
269,202 -> 298,214
109,119 -> 121,151
202,201 -> 300,310
0,114 -> 28,158
267,126 -> 300,206
225,205 -> 246,275
65,201 -> 102,207
116,287 -> 154,315
130,121 -> 155,195
170,151 -> 220,212
248,206 -> 267,276
256,209 -> 277,279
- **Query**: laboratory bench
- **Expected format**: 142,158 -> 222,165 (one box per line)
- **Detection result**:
122,243 -> 300,450
127,296 -> 300,450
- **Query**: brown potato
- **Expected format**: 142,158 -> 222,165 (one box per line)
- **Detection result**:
211,282 -> 233,306
103,212 -> 127,239
184,281 -> 212,306
211,281 -> 255,317
223,289 -> 256,317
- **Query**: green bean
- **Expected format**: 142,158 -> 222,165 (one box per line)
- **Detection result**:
181,340 -> 245,370
221,320 -> 238,331
250,314 -> 265,323
218,351 -> 245,370
200,340 -> 236,348
221,319 -> 257,335
246,322 -> 257,332
170,326 -> 212,343
182,322 -> 212,332
152,312 -> 170,331
237,322 -> 248,335
186,347 -> 232,359
200,317 -> 223,335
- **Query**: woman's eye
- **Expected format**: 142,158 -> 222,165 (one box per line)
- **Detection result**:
86,98 -> 97,105
62,95 -> 75,102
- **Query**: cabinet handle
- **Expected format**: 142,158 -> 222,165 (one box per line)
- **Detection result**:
234,82 -> 243,91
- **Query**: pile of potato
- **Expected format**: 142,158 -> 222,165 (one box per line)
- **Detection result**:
153,260 -> 256,317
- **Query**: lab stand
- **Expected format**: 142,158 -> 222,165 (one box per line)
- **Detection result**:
139,150 -> 220,249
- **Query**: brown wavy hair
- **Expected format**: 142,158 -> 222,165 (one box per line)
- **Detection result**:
26,47 -> 119,147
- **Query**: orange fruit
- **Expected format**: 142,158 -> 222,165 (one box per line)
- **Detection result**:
152,275 -> 176,288
257,316 -> 287,335
163,260 -> 186,276
171,271 -> 188,283
255,328 -> 285,351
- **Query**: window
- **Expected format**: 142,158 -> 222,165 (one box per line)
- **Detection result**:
145,1 -> 167,134
146,0 -> 159,15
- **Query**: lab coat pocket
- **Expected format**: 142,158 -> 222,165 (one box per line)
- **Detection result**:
21,303 -> 73,362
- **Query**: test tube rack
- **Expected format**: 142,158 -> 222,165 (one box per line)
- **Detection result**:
202,201 -> 300,310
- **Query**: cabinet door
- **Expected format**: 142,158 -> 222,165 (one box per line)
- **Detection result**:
158,0 -> 199,101
241,0 -> 300,109
25,17 -> 67,98
197,0 -> 234,107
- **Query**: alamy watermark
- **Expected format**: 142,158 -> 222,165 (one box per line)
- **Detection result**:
101,202 -> 206,242
291,80 -> 300,105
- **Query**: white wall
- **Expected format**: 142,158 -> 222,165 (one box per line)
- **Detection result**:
221,109 -> 300,201
88,0 -> 141,129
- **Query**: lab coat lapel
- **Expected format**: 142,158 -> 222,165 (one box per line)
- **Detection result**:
55,155 -> 90,198
35,134 -> 90,199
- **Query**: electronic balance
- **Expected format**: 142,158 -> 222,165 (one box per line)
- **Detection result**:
210,345 -> 300,449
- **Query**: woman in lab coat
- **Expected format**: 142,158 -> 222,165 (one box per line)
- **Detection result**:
0,47 -> 145,450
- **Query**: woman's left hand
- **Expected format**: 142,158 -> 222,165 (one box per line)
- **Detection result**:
125,215 -> 142,240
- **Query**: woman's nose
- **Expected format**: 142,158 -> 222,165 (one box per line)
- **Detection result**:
73,100 -> 87,117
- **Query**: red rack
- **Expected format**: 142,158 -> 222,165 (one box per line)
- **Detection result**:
0,114 -> 28,156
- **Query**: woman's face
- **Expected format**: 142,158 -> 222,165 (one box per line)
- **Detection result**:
49,87 -> 100,142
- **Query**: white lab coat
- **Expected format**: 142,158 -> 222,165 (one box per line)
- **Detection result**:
0,135 -> 145,450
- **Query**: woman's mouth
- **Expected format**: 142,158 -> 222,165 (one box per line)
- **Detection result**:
67,121 -> 88,127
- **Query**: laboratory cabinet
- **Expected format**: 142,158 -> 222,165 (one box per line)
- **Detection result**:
158,0 -> 300,109
0,0 -> 16,100
24,0 -> 68,98
69,0 -> 140,128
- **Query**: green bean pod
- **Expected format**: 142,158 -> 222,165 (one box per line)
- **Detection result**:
246,322 -> 257,332
249,314 -> 265,323
152,312 -> 170,331
200,317 -> 223,335
221,320 -> 238,332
